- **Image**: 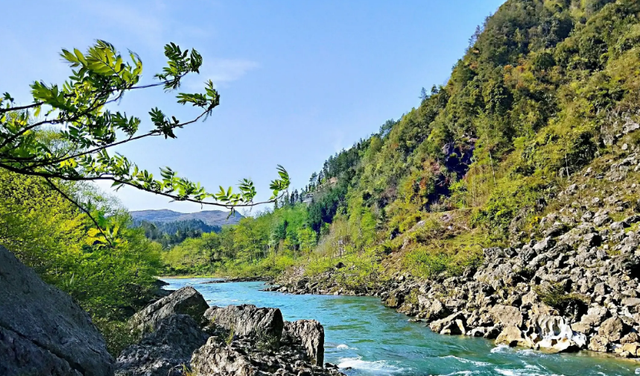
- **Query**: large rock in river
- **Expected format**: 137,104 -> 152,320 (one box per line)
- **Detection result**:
116,314 -> 209,376
204,304 -> 284,339
0,245 -> 114,376
129,286 -> 209,339
283,320 -> 325,366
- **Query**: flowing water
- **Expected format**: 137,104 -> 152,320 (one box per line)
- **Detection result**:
162,278 -> 639,376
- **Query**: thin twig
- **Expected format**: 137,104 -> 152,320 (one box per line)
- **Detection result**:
0,163 -> 282,208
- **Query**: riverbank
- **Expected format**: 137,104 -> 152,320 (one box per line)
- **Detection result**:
163,277 -> 640,375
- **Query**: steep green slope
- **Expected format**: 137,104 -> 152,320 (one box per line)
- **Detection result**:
163,0 -> 640,285
293,0 -> 640,277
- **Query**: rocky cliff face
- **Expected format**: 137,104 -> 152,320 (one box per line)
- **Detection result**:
116,287 -> 343,376
0,245 -> 114,376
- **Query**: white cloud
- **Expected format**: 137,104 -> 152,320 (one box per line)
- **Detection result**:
189,58 -> 259,89
208,59 -> 260,83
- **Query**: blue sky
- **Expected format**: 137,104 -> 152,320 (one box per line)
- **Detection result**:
0,0 -> 504,213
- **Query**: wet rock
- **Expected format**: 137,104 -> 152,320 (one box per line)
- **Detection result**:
418,297 -> 450,321
468,327 -> 488,337
115,314 -> 209,376
429,312 -> 466,334
496,326 -> 528,347
129,286 -> 209,339
527,315 -> 586,352
483,326 -> 501,339
0,246 -> 113,376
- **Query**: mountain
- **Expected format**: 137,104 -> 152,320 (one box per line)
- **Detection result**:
130,209 -> 243,227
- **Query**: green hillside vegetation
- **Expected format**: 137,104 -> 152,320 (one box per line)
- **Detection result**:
0,168 -> 163,354
162,0 -> 640,285
137,219 -> 222,248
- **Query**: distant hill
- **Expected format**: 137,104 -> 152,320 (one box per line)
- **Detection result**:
130,209 -> 243,227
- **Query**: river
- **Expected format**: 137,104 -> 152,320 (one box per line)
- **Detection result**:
162,278 -> 639,376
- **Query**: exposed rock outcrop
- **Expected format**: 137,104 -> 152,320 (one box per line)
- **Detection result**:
117,290 -> 343,376
116,314 -> 208,376
128,286 -> 209,339
0,245 -> 114,376
204,304 -> 284,339
283,320 -> 325,366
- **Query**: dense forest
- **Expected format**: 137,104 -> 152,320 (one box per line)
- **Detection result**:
161,0 -> 640,285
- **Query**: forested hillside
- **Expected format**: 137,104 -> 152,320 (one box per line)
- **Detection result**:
162,0 -> 640,284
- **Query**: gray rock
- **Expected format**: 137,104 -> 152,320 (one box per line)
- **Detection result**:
588,335 -> 610,352
190,337 -> 256,376
533,237 -> 556,253
204,304 -> 284,339
490,305 -> 523,328
429,312 -> 466,334
129,286 -> 209,339
0,246 -> 113,376
496,326 -> 528,347
0,326 -> 81,376
598,317 -> 627,342
283,320 -> 324,366
622,298 -> 640,308
115,314 -> 209,376
418,297 -> 450,321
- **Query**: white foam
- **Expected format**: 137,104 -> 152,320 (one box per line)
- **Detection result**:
336,344 -> 356,350
496,369 -> 561,376
440,371 -> 480,376
441,355 -> 490,367
491,344 -> 511,354
338,357 -> 403,374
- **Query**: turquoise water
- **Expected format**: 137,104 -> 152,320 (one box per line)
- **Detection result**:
162,278 -> 640,376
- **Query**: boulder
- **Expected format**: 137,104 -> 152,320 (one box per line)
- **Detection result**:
429,312 -> 466,334
490,305 -> 523,328
115,314 -> 209,376
575,305 -> 609,332
588,335 -> 610,352
0,246 -> 113,376
598,317 -> 627,342
418,297 -> 450,321
283,320 -> 324,366
528,315 -> 586,352
483,326 -> 502,340
620,343 -> 640,357
0,326 -> 82,376
190,337 -> 256,376
129,286 -> 209,339
496,326 -> 527,347
204,304 -> 284,339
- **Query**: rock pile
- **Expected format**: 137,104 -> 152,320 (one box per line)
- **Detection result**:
116,287 -> 343,376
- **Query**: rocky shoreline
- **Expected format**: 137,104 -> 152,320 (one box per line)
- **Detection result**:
117,286 -> 344,376
268,151 -> 640,360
